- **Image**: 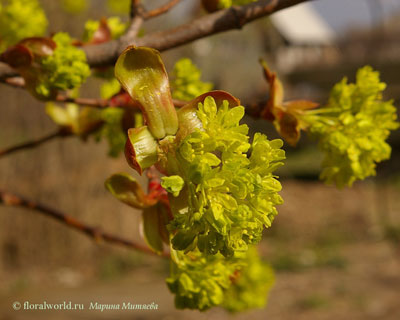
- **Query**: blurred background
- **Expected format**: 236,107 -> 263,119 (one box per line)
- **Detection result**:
0,0 -> 400,319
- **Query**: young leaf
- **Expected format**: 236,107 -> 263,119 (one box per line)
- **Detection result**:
115,46 -> 178,139
161,176 -> 185,197
125,126 -> 159,175
105,173 -> 157,209
141,205 -> 164,254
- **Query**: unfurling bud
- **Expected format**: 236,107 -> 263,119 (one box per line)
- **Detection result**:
115,46 -> 179,139
125,126 -> 158,175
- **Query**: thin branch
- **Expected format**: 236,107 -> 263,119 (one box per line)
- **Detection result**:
0,189 -> 168,257
130,0 -> 142,19
56,95 -> 186,109
124,0 -> 145,40
143,0 -> 181,19
0,130 -> 68,158
3,76 -> 25,88
123,16 -> 145,40
85,0 -> 310,67
0,62 -> 17,80
55,94 -> 109,108
0,0 -> 310,79
0,75 -> 186,109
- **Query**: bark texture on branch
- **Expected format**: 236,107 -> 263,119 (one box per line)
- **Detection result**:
0,189 -> 167,256
82,0 -> 309,67
0,0 -> 309,78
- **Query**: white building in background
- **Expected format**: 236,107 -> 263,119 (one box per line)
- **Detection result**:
270,2 -> 338,73
272,0 -> 400,45
268,0 -> 400,72
271,3 -> 336,46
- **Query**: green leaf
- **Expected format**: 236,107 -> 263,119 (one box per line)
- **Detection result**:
142,205 -> 164,254
105,173 -> 156,209
115,46 -> 178,139
161,176 -> 185,197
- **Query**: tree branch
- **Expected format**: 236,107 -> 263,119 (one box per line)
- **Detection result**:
143,0 -> 181,19
0,62 -> 17,80
55,95 -> 109,108
84,0 -> 310,67
0,130 -> 69,158
0,0 -> 309,79
0,189 -> 168,256
124,0 -> 145,40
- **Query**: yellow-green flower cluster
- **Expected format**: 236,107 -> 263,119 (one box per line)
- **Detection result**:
166,245 -> 275,311
83,17 -> 127,42
167,249 -> 240,311
0,0 -> 47,51
171,58 -> 213,101
305,66 -> 399,187
165,97 -> 285,257
95,107 -> 126,157
36,32 -> 90,98
223,247 -> 275,312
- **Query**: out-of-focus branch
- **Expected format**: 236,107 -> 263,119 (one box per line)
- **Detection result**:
55,95 -> 109,108
3,76 -> 24,88
0,130 -> 69,158
0,189 -> 168,257
0,62 -> 17,80
143,0 -> 181,19
124,0 -> 145,40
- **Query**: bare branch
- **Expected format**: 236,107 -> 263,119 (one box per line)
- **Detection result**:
0,0 -> 309,78
143,0 -> 181,19
0,62 -> 17,80
0,189 -> 168,257
124,0 -> 145,40
55,94 -> 109,108
0,130 -> 69,158
130,0 -> 142,19
3,76 -> 25,88
85,0 -> 311,67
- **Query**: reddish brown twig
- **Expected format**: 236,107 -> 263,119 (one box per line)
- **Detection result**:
0,130 -> 69,158
144,0 -> 181,19
55,95 -> 109,108
0,189 -> 169,257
